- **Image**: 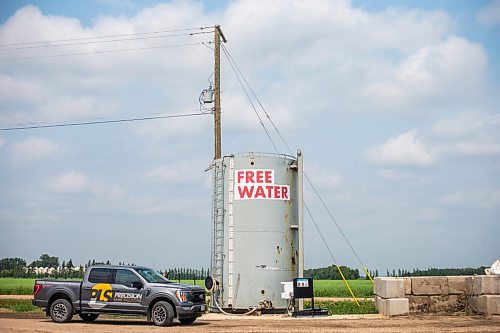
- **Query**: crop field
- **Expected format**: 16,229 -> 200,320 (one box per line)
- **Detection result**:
0,278 -> 372,297
313,280 -> 373,298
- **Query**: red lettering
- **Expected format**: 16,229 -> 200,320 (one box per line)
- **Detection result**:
237,186 -> 254,198
282,186 -> 289,199
246,171 -> 255,183
265,170 -> 272,183
256,170 -> 264,183
274,186 -> 281,198
255,186 -> 265,198
266,186 -> 273,197
237,171 -> 245,183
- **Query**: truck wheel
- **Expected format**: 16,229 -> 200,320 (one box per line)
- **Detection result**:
49,299 -> 73,323
179,317 -> 197,325
79,313 -> 99,322
151,301 -> 174,326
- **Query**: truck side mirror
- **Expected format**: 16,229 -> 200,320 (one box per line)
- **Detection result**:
132,281 -> 143,289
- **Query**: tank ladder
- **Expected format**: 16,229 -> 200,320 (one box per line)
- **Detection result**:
212,160 -> 225,305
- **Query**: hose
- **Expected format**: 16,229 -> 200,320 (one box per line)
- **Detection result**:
213,297 -> 259,316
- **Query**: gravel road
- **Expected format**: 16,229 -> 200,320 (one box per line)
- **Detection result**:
0,312 -> 498,333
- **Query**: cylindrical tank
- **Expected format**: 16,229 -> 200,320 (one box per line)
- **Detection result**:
210,152 -> 302,311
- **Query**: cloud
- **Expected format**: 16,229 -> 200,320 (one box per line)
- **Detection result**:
364,130 -> 434,167
361,36 -> 487,111
144,160 -> 208,184
305,164 -> 342,190
438,142 -> 500,156
477,0 -> 500,27
378,169 -> 413,181
438,192 -> 466,205
482,189 -> 500,207
50,171 -> 89,193
432,113 -> 481,137
8,137 -> 66,165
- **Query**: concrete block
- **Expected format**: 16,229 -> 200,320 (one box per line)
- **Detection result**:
429,295 -> 459,312
377,297 -> 409,316
465,277 -> 474,294
375,296 -> 385,313
374,277 -> 405,298
412,277 -> 448,295
470,295 -> 500,315
403,277 -> 411,295
447,276 -> 468,295
472,275 -> 500,295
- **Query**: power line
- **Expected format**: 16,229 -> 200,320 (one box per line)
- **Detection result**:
0,26 -> 213,48
221,43 -> 372,277
220,43 -> 279,153
0,111 -> 210,131
0,41 -> 212,62
0,31 -> 213,51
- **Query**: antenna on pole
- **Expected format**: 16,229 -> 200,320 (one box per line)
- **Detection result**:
214,25 -> 227,160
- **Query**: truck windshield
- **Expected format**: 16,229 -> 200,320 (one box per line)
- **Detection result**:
134,268 -> 169,283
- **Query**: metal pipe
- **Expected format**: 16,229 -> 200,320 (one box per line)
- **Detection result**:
297,149 -> 304,310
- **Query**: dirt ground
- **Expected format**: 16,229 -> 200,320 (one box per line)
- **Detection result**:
0,312 -> 499,333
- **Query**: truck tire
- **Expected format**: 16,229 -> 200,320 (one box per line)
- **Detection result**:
49,299 -> 73,323
151,301 -> 174,326
179,317 -> 197,325
79,313 -> 99,322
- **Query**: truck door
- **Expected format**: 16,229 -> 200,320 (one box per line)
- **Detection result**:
81,267 -> 115,312
109,268 -> 146,313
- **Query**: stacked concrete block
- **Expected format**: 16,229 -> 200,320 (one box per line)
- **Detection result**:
412,277 -> 448,295
374,277 -> 409,316
466,275 -> 500,315
403,277 -> 412,296
408,277 -> 469,313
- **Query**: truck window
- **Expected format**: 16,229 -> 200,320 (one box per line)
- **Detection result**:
134,268 -> 168,283
115,269 -> 141,287
88,268 -> 113,283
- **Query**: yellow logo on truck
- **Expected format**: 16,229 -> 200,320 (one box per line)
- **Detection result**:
89,283 -> 112,309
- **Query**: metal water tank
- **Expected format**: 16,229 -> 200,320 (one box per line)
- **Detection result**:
209,151 -> 303,311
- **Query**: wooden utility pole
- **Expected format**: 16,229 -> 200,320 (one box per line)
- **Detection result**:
214,25 -> 226,160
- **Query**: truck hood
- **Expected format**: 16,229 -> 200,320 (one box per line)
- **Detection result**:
149,282 -> 204,290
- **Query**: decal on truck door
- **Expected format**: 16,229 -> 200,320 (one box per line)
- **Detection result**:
89,283 -> 143,309
89,283 -> 113,309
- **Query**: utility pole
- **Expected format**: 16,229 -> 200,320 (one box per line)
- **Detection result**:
214,25 -> 227,160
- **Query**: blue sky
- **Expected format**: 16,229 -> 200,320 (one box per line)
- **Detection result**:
0,0 -> 499,274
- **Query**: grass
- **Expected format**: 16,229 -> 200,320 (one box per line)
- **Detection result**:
0,278 -> 35,295
304,300 -> 377,315
0,299 -> 39,312
313,280 -> 374,298
0,278 -> 373,298
0,278 -> 206,295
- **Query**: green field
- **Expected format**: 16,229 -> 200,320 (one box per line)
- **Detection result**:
313,280 -> 374,298
0,278 -> 372,297
304,300 -> 377,315
0,278 -> 205,295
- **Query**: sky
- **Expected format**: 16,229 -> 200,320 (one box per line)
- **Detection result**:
0,0 -> 499,274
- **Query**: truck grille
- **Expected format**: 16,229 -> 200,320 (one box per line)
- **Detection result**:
191,291 -> 205,303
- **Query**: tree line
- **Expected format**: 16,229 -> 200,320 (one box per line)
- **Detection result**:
304,265 -> 361,280
385,267 -> 488,277
0,254 -> 209,281
304,265 -> 489,280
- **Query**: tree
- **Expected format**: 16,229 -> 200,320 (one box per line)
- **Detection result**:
30,254 -> 59,268
67,259 -> 74,269
0,257 -> 26,270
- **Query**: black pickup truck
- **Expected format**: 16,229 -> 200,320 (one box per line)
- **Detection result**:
32,265 -> 205,326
